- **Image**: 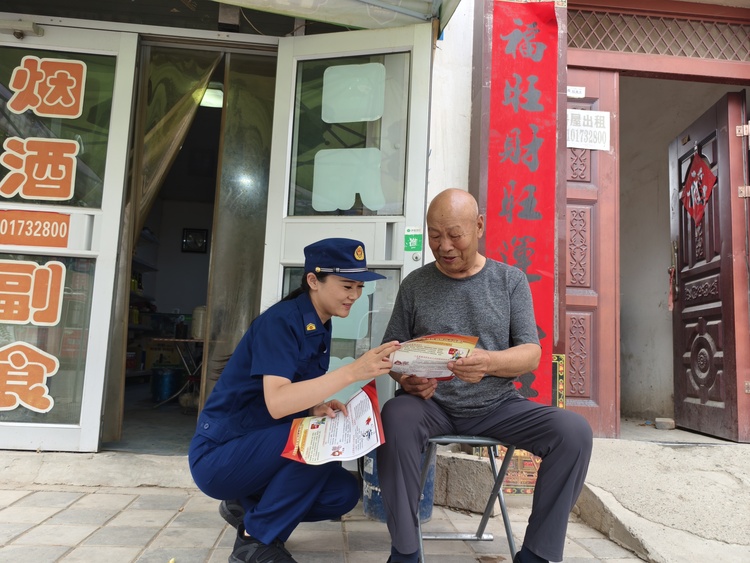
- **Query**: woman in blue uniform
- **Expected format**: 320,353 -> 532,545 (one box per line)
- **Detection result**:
189,238 -> 399,563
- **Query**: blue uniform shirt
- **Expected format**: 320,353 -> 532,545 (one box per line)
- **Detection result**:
194,292 -> 332,444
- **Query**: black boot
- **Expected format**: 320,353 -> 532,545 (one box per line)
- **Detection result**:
229,524 -> 297,563
219,498 -> 244,529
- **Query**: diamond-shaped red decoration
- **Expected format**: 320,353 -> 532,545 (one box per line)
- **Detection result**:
681,152 -> 716,226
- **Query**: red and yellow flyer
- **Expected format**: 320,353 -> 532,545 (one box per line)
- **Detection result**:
282,380 -> 383,465
389,334 -> 479,380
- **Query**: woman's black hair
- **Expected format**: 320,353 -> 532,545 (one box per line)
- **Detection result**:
282,271 -> 330,301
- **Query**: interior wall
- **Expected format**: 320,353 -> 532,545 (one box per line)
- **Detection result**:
154,200 -> 214,315
619,77 -> 749,420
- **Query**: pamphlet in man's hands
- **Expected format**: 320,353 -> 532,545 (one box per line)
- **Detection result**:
389,334 -> 479,380
281,380 -> 383,465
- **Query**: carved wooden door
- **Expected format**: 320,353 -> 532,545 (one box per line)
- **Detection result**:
669,92 -> 750,443
564,69 -> 620,438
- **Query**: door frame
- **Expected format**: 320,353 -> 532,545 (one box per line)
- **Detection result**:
261,23 -> 435,310
0,26 -> 138,451
565,1 -> 750,437
0,12 -> 284,449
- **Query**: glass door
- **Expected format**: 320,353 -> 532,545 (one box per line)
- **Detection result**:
0,25 -> 137,451
261,24 -> 434,404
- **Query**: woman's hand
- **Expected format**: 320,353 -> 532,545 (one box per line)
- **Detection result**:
350,341 -> 401,381
310,399 -> 347,418
399,375 -> 438,400
264,341 -> 401,420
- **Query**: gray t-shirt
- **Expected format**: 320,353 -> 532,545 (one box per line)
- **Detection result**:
383,259 -> 540,418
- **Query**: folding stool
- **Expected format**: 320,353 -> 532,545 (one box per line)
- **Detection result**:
417,435 -> 517,563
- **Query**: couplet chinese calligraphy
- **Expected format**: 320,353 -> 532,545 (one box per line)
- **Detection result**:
486,3 -> 558,405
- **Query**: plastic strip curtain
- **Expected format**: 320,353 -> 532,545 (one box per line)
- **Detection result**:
100,49 -> 221,442
135,49 -> 222,239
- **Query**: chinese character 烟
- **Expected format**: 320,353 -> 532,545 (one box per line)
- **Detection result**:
7,55 -> 87,119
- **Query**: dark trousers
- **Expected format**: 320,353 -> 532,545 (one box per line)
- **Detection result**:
189,423 -> 360,545
377,394 -> 593,562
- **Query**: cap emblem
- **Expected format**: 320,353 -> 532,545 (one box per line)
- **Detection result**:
354,245 -> 365,261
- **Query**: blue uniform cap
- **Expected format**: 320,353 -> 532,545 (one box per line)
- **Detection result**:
304,238 -> 386,282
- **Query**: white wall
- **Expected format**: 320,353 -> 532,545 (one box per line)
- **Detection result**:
427,0 -> 474,205
619,77 -> 749,419
153,200 -> 214,316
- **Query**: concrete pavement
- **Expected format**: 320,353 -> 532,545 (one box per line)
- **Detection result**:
578,419 -> 750,563
0,419 -> 747,562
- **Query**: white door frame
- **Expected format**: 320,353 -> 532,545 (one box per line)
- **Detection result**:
261,23 -> 434,310
0,25 -> 137,451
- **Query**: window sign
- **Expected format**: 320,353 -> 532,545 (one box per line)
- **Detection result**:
288,54 -> 409,217
0,253 -> 94,423
0,259 -> 66,325
0,209 -> 71,248
1,137 -> 80,201
0,341 -> 59,413
0,48 -> 113,424
0,49 -> 115,209
7,56 -> 87,118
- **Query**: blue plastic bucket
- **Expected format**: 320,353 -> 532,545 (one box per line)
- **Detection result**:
362,447 -> 434,523
151,369 -> 181,403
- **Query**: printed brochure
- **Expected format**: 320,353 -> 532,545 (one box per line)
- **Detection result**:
282,380 -> 383,465
389,333 -> 479,380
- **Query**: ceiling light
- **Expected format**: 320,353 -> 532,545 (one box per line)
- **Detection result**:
200,81 -> 224,108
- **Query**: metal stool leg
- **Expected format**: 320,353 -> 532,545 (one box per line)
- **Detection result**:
417,442 -> 437,563
418,437 -> 517,562
487,445 -> 517,555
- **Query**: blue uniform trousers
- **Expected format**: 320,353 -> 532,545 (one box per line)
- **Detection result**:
189,422 -> 360,545
377,394 -> 593,562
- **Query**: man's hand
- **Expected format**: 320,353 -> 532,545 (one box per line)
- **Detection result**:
399,375 -> 438,399
448,348 -> 492,383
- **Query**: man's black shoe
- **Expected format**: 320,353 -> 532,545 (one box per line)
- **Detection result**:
229,524 -> 297,563
220,498 -> 244,529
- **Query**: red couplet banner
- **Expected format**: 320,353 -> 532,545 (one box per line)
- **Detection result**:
486,1 -> 559,405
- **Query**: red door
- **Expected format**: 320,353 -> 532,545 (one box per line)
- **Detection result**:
564,68 -> 620,438
669,92 -> 750,443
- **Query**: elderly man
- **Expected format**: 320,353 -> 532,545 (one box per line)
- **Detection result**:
377,188 -> 592,563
